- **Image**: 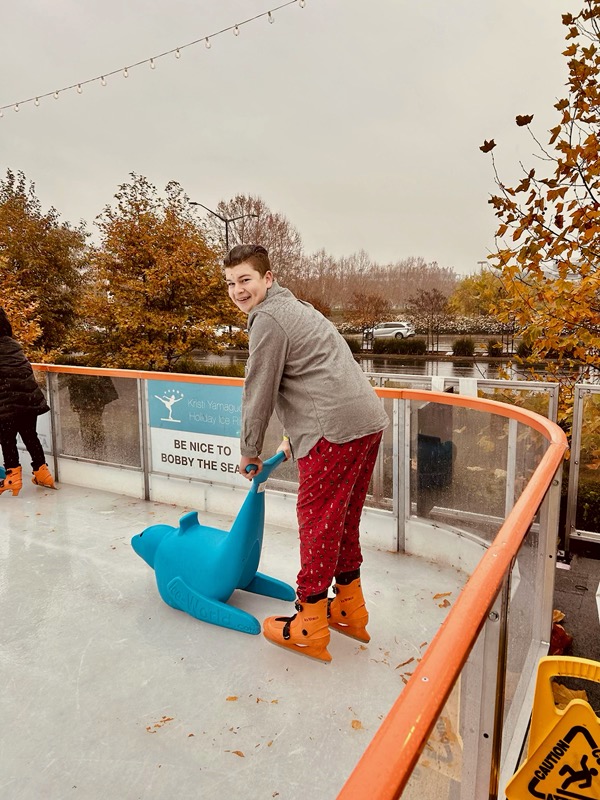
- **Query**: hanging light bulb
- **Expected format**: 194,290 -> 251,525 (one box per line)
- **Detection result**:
34,97 -> 40,107
233,25 -> 240,36
54,91 -> 59,100
150,58 -> 156,69
77,84 -> 83,94
14,104 -> 19,112
101,76 -> 107,86
123,67 -> 129,78
205,37 -> 211,48
175,48 -> 181,59
268,11 -> 274,23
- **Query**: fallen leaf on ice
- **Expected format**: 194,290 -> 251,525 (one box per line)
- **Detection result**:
433,592 -> 452,600
153,716 -> 173,729
226,696 -> 238,702
351,720 -> 363,730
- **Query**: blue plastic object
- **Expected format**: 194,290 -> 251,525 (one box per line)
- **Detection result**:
131,452 -> 295,634
0,466 -> 5,480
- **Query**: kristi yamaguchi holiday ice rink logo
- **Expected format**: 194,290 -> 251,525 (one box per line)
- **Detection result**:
154,389 -> 184,423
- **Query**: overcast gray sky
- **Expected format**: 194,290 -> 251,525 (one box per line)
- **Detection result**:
0,0 -> 579,274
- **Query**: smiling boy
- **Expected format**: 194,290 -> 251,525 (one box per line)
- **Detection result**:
224,244 -> 389,662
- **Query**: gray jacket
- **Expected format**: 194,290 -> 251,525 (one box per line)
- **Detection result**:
241,283 -> 389,459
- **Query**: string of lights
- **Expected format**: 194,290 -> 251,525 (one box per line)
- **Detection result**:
0,0 -> 306,117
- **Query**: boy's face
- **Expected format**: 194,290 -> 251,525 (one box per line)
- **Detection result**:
225,261 -> 273,314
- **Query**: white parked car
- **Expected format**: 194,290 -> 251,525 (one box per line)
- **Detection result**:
369,321 -> 415,339
214,325 -> 245,337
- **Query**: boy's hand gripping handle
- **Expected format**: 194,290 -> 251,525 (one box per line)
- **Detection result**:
244,451 -> 286,484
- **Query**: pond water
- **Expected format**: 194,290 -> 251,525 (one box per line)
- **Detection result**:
193,351 -> 543,380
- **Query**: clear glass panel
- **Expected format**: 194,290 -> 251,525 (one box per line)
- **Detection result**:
261,414 -> 298,487
411,402 -> 507,541
29,369 -> 53,457
379,395 -> 394,506
56,374 -> 141,466
261,393 -> 394,511
401,660 -> 485,800
501,522 -> 542,758
476,385 -> 552,419
401,687 -> 463,799
576,391 -> 600,535
379,375 -> 432,391
514,424 -> 548,515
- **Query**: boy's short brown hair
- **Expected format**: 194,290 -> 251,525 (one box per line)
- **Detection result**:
223,244 -> 271,276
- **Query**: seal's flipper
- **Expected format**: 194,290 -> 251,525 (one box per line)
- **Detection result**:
242,572 -> 295,601
166,576 -> 261,635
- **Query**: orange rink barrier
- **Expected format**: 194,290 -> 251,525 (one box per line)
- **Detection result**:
34,366 -> 568,798
338,388 -> 567,799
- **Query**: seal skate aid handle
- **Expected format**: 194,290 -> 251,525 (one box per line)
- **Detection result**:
244,450 -> 286,484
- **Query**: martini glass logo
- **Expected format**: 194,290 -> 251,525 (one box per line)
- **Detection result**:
155,389 -> 184,422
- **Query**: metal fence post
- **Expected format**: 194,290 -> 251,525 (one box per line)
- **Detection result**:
137,378 -> 151,501
564,385 -> 585,553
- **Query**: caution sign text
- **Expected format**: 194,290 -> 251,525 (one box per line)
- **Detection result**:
506,702 -> 600,799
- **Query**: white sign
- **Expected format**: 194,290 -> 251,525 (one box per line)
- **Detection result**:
150,428 -> 248,487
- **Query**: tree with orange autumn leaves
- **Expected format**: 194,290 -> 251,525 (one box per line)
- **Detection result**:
483,1 -> 600,432
0,169 -> 86,357
73,174 -> 237,371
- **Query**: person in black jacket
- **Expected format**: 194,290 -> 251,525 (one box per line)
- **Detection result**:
0,308 -> 55,496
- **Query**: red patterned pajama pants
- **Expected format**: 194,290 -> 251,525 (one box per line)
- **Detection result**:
295,430 -> 383,601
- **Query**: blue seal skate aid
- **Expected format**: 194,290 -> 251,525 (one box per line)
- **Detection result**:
0,466 -> 5,480
131,452 -> 295,634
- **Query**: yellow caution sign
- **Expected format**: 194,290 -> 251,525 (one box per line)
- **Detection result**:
529,657 -> 600,756
506,700 -> 600,799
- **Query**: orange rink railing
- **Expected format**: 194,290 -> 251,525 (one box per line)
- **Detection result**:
34,365 -> 568,798
338,388 -> 568,800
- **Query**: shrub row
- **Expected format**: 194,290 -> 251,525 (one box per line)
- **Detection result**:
487,339 -> 503,357
343,336 -> 362,353
174,356 -> 246,378
336,316 -> 516,336
373,337 -> 427,355
451,337 -> 475,357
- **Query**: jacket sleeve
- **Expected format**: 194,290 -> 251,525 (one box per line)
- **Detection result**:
240,312 -> 288,457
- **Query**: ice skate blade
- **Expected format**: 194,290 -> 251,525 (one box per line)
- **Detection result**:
263,636 -> 332,663
329,623 -> 370,643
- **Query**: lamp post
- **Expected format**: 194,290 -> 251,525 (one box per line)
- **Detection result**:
189,201 -> 258,251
